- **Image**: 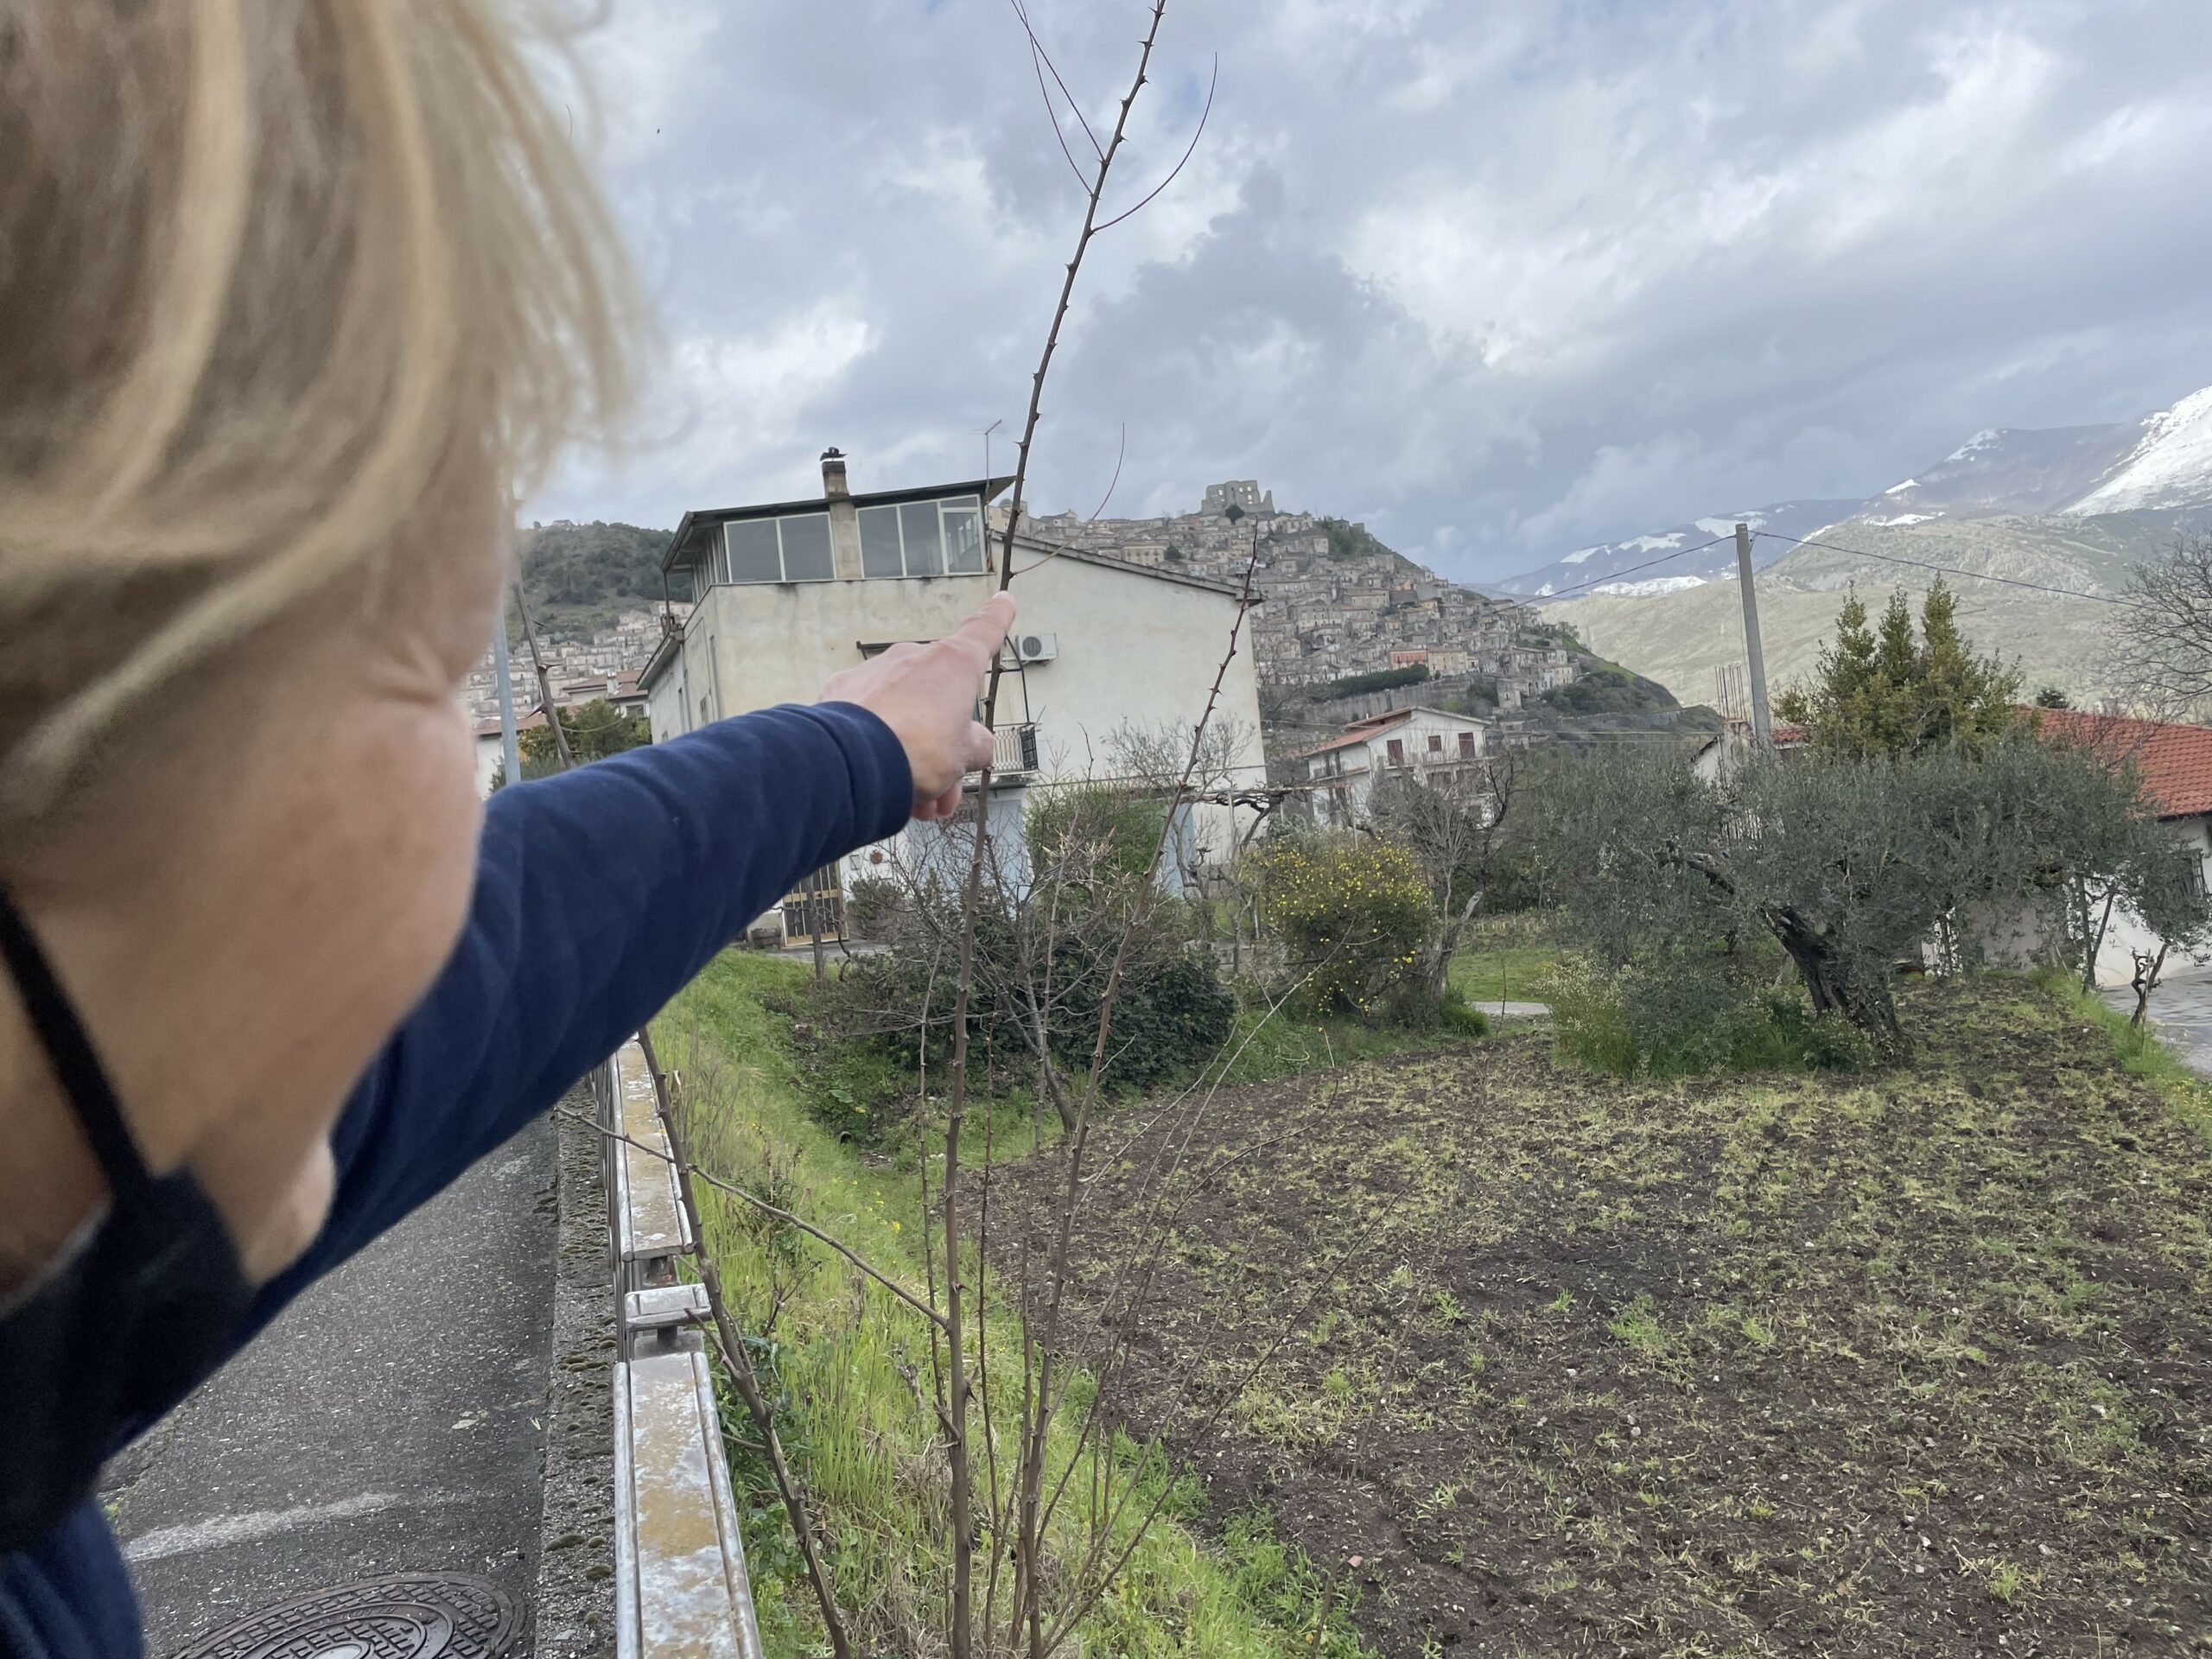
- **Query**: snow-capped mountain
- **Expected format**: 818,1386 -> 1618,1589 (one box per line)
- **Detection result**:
1496,382 -> 2212,601
2063,387 -> 2212,516
1859,422 -> 2140,523
1492,499 -> 1861,600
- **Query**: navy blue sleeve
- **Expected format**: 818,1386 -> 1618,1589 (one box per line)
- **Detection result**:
247,701 -> 911,1323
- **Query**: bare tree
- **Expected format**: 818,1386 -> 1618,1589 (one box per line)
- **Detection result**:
1103,715 -> 1254,797
574,10 -> 1402,1654
1364,745 -> 1522,1001
2110,530 -> 2212,718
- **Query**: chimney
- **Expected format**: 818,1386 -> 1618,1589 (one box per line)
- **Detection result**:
820,447 -> 849,500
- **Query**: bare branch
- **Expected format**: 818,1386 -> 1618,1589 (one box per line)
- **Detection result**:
1010,0 -> 1105,161
2108,530 -> 2212,718
1095,54 -> 1218,234
558,1107 -> 948,1332
510,583 -> 575,770
942,8 -> 1180,1649
1087,423 -> 1128,522
1022,27 -> 1091,192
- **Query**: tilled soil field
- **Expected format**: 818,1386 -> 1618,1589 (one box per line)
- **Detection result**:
986,981 -> 2212,1656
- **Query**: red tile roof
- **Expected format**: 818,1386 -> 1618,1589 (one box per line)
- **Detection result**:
472,708 -> 550,739
1294,727 -> 1386,759
2032,708 -> 2212,818
1293,709 -> 1414,760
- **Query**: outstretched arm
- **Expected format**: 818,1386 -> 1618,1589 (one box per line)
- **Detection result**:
255,592 -> 1017,1319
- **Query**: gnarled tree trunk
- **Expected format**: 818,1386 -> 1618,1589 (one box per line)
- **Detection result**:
1761,903 -> 1904,1056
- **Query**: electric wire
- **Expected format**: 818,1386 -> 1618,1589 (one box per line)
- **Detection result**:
1533,534 -> 1732,601
1751,529 -> 2139,608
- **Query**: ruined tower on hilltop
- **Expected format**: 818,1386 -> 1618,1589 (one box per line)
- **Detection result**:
1202,480 -> 1274,518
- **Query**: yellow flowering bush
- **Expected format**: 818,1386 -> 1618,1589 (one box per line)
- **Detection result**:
1257,836 -> 1433,1017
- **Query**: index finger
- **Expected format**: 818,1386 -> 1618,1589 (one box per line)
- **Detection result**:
942,591 -> 1018,669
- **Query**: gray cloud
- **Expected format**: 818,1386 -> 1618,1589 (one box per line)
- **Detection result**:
531,0 -> 2212,582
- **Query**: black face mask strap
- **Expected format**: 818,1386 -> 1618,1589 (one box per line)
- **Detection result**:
0,886 -> 150,1205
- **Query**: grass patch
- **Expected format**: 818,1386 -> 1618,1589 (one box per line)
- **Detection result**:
1446,914 -> 1564,1007
2034,966 -> 2212,1141
656,951 -> 1371,1657
1213,1002 -> 1480,1086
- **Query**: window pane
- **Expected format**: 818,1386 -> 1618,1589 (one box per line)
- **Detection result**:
899,501 -> 944,575
779,513 -> 833,582
727,519 -> 779,582
942,504 -> 984,574
859,505 -> 904,579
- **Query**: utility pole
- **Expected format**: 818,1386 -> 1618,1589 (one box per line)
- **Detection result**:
1734,522 -> 1773,746
491,611 -> 522,789
512,582 -> 576,770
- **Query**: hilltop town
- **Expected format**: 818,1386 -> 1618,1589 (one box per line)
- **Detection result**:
459,601 -> 675,724
1017,480 -> 1579,708
467,482 -> 1586,728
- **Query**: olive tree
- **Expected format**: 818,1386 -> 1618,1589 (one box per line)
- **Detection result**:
1531,734 -> 2208,1058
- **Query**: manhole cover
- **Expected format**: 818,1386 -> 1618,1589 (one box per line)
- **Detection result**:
172,1574 -> 518,1659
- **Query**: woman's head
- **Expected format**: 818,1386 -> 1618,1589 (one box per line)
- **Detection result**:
0,2 -> 639,1284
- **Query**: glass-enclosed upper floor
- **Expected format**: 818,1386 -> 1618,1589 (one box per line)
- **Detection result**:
671,485 -> 996,594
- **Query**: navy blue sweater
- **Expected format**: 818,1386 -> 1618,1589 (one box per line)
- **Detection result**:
0,702 -> 912,1659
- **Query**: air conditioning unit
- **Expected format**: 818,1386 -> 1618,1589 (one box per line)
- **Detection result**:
1014,631 -> 1058,664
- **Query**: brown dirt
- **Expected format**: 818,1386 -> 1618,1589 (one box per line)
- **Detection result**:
983,980 -> 2212,1657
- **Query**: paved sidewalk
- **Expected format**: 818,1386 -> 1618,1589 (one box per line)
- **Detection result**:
105,1117 -> 561,1656
2101,970 -> 2212,1076
1482,1000 -> 1551,1021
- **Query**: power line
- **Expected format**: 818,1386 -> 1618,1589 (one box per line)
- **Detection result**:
1535,534 -> 1732,601
1752,529 -> 2139,609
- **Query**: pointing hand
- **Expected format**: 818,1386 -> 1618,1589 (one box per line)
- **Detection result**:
818,592 -> 1018,821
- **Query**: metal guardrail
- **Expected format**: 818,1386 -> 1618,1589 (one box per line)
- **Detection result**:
593,1039 -> 765,1659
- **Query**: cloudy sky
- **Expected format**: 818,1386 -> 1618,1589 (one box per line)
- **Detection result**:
530,0 -> 2212,585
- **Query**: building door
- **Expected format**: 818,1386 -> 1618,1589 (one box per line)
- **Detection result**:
781,863 -> 846,948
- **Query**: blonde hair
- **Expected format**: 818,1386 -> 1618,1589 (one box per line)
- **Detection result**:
0,1 -> 641,817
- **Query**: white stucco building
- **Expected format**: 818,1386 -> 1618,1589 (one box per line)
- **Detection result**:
2031,710 -> 2212,987
640,452 -> 1269,941
1294,705 -> 1494,829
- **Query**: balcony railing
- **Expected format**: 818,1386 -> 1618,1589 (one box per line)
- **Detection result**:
991,721 -> 1041,776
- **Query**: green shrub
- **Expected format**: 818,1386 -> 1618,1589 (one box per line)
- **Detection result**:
1024,785 -> 1168,884
1258,836 -> 1433,1018
1091,953 -> 1238,1088
1432,986 -> 1492,1039
1306,663 -> 1428,701
798,915 -> 1236,1141
1542,955 -> 1873,1078
845,874 -> 905,939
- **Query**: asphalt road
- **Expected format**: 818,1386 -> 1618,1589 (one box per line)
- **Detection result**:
105,1116 -> 561,1657
2105,969 -> 2212,1077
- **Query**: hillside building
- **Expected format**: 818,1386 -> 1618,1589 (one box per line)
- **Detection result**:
1293,706 -> 1495,830
1014,482 -> 1565,707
